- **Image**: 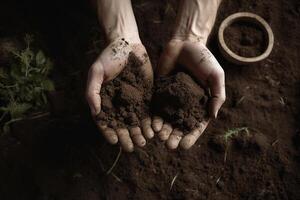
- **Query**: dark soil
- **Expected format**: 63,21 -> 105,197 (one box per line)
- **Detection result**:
1,0 -> 300,200
97,53 -> 152,128
152,72 -> 208,132
224,21 -> 267,57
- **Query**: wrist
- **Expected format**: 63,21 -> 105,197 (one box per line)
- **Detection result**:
172,0 -> 221,45
97,0 -> 141,44
171,34 -> 209,45
105,31 -> 141,45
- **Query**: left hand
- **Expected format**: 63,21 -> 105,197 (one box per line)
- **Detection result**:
154,39 -> 226,150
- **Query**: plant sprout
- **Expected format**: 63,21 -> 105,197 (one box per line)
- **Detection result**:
0,34 -> 54,134
224,127 -> 249,143
223,127 -> 249,163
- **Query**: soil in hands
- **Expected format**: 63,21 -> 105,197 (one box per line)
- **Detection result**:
224,21 -> 267,57
96,53 -> 152,129
152,72 -> 208,132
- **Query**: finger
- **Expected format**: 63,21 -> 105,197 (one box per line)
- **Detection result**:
129,127 -> 146,147
152,116 -> 164,132
98,125 -> 118,145
166,129 -> 183,150
141,118 -> 154,139
208,69 -> 226,119
180,120 -> 210,150
116,128 -> 134,152
158,123 -> 173,141
86,62 -> 104,117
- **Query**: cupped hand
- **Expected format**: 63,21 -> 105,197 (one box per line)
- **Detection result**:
154,39 -> 226,150
86,38 -> 155,152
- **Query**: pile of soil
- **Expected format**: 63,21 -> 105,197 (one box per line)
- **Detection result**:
152,72 -> 208,132
1,0 -> 300,199
97,53 -> 152,128
224,21 -> 267,57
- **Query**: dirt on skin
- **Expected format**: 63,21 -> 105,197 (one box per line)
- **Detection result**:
97,52 -> 152,128
152,72 -> 208,132
0,0 -> 300,200
224,21 -> 267,57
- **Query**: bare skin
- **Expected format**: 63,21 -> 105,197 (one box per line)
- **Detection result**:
155,0 -> 226,150
86,0 -> 155,152
87,0 -> 225,151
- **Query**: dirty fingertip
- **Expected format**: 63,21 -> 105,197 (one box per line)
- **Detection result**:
152,116 -> 164,132
117,128 -> 134,152
158,123 -> 173,141
166,130 -> 183,150
142,118 -> 154,139
130,127 -> 146,147
102,128 -> 118,145
179,135 -> 195,150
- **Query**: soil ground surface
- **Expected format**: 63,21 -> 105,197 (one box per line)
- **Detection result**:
224,21 -> 267,57
0,0 -> 300,200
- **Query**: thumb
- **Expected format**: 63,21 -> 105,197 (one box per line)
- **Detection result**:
86,62 -> 104,117
208,68 -> 226,119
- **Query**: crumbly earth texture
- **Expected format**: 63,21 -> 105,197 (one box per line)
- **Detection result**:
1,0 -> 300,200
152,72 -> 208,132
97,52 -> 152,129
224,21 -> 267,57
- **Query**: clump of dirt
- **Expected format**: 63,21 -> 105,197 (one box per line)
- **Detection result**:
96,52 -> 152,128
224,21 -> 267,57
152,72 -> 208,132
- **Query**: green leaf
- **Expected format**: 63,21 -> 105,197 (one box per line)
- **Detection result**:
21,49 -> 34,65
36,50 -> 46,65
41,79 -> 55,91
0,34 -> 55,132
40,59 -> 53,75
7,102 -> 32,118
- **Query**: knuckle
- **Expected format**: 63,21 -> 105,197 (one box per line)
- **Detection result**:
216,67 -> 225,78
90,61 -> 104,74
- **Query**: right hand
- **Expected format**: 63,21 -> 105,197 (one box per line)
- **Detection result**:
155,39 -> 226,150
86,38 -> 154,152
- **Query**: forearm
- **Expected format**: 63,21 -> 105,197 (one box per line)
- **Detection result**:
97,0 -> 141,43
173,0 -> 222,44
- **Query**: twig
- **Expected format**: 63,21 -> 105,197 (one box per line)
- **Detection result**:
106,147 -> 122,175
236,96 -> 245,106
135,147 -> 150,158
111,173 -> 122,183
271,139 -> 279,147
170,172 -> 179,191
28,112 -> 50,120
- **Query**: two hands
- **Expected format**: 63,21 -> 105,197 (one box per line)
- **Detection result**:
86,0 -> 225,152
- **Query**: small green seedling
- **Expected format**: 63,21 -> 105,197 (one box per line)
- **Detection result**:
0,34 -> 54,134
223,127 -> 249,143
223,127 -> 249,162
